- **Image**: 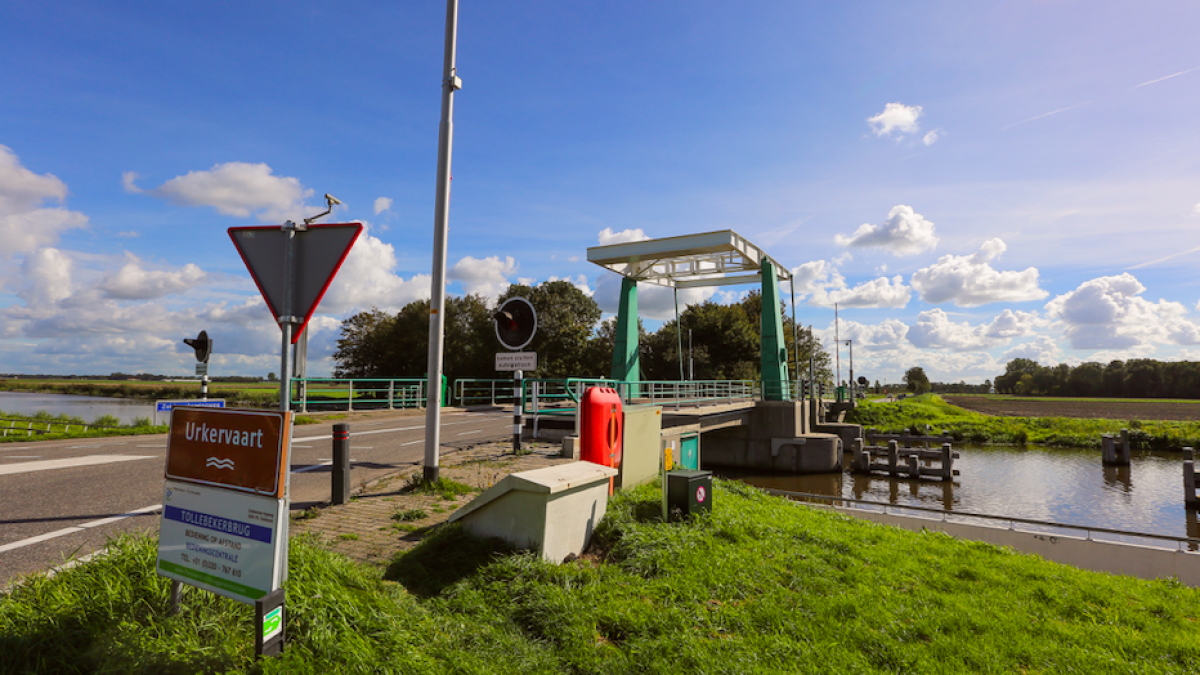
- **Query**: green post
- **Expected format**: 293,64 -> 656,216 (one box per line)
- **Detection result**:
611,277 -> 640,398
760,260 -> 790,401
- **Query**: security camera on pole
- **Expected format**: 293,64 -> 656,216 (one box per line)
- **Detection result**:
493,297 -> 537,452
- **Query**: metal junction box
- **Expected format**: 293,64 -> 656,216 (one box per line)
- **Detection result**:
666,470 -> 712,520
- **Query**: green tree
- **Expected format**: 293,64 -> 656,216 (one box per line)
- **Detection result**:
903,366 -> 931,394
1067,362 -> 1104,397
995,358 -> 1040,394
332,308 -> 396,378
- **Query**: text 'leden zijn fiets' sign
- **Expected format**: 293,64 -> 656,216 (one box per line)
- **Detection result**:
157,408 -> 291,605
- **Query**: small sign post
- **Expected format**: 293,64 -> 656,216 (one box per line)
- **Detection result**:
154,399 -> 226,426
156,407 -> 292,655
493,298 -> 538,454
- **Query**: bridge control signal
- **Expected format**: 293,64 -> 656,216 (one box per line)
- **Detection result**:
493,298 -> 537,351
184,330 -> 213,363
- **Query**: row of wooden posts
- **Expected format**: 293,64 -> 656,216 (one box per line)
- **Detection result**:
851,431 -> 960,482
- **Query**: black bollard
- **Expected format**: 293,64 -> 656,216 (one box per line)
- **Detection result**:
332,423 -> 350,505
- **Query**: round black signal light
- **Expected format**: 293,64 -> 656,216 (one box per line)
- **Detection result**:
493,298 -> 537,350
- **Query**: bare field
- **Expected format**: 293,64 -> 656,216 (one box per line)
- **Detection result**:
943,395 -> 1200,421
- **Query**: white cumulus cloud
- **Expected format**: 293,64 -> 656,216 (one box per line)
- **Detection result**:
148,162 -> 313,222
320,227 -> 431,314
813,275 -> 911,309
98,258 -> 207,300
867,102 -> 922,137
911,238 -> 1048,307
1045,273 -> 1200,349
0,146 -> 88,256
374,197 -> 393,215
907,308 -> 1039,351
449,255 -> 518,300
834,205 -> 938,256
922,129 -> 941,146
597,227 -> 650,245
1002,336 -> 1062,365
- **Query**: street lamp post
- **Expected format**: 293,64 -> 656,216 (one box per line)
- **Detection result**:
423,0 -> 462,484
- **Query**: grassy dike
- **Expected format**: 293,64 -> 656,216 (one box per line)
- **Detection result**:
3,480 -> 1198,674
0,379 -> 278,407
847,394 -> 1200,450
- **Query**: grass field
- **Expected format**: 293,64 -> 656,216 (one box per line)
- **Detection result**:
945,394 -> 1200,421
2,480 -> 1198,674
0,378 -> 278,407
847,394 -> 1200,449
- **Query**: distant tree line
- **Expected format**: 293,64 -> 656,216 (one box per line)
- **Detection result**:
332,280 -> 833,383
994,358 -> 1200,398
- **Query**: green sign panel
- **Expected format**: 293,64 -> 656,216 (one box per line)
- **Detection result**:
263,606 -> 283,641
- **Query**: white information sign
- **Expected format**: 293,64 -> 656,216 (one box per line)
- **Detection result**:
495,352 -> 537,371
157,479 -> 286,605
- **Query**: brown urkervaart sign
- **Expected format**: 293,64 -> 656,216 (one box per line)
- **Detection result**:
165,408 -> 291,498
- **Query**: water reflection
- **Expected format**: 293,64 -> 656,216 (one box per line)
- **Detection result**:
1102,465 -> 1132,494
719,444 -> 1195,540
1187,508 -> 1200,552
0,391 -> 154,425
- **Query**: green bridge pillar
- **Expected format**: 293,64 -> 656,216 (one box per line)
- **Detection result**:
760,259 -> 790,401
610,277 -> 640,398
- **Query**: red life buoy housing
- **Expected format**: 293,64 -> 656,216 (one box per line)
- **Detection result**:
580,387 -> 622,492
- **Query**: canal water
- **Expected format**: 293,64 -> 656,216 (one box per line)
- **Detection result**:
0,391 -> 155,425
723,445 -> 1198,542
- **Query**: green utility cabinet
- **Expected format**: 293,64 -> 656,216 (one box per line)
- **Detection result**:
679,434 -> 700,470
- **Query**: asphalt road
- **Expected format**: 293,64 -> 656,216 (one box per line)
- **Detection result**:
0,407 -> 515,590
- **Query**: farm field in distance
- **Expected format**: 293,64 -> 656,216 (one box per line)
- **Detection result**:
944,394 -> 1200,421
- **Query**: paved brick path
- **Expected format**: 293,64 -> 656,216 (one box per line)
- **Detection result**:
289,440 -> 573,566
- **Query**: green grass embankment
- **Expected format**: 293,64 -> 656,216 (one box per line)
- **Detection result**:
846,394 -> 1200,450
0,379 -> 278,407
3,480 -> 1198,673
0,409 -> 168,443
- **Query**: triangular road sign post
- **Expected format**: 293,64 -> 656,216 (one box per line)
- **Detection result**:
228,223 -> 363,344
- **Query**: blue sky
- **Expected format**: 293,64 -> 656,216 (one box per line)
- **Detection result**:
2,1 -> 1199,385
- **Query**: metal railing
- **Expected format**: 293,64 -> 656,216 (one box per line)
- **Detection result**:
764,488 -> 1200,553
291,377 -> 429,413
1,417 -> 120,437
522,378 -> 760,419
453,378 -> 517,406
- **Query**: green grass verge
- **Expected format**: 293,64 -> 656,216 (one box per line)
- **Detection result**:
847,394 -> 1200,449
0,379 -> 278,406
0,408 -> 169,443
4,482 -> 1200,673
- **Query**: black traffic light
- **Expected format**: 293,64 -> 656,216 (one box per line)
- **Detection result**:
183,330 -> 213,363
857,376 -> 868,387
493,297 -> 537,350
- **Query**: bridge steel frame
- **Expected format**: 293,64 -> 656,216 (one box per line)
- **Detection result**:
587,230 -> 795,401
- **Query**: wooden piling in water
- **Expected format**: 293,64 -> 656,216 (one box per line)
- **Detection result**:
1185,448 -> 1199,507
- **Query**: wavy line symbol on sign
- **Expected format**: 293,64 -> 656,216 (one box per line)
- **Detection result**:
206,457 -> 235,470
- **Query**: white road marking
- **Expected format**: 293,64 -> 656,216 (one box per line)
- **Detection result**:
292,461 -> 332,474
401,439 -> 424,446
65,443 -> 124,449
0,455 -> 155,476
289,415 -> 505,443
0,504 -> 161,554
457,430 -> 482,436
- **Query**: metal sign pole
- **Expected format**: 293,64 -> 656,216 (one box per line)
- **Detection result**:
513,370 -> 523,452
423,0 -> 461,485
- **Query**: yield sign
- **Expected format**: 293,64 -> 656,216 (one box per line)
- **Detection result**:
228,223 -> 363,343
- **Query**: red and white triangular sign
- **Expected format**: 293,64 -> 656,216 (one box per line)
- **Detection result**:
228,223 -> 363,343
